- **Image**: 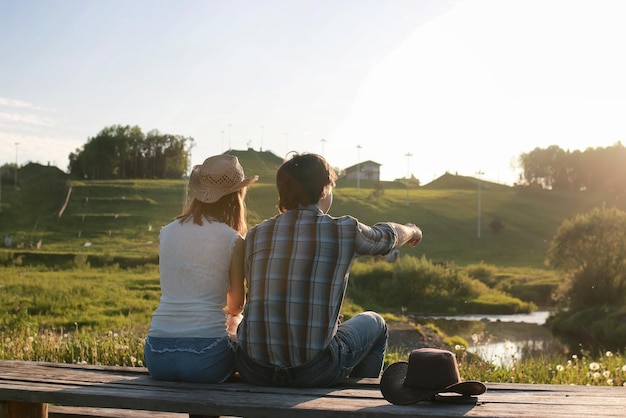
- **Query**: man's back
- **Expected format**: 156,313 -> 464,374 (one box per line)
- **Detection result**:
239,206 -> 358,367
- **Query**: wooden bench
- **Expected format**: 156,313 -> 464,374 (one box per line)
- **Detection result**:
1,360 -> 624,417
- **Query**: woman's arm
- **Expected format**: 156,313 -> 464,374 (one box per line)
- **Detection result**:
226,235 -> 246,316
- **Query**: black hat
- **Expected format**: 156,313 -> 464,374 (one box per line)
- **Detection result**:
380,348 -> 486,405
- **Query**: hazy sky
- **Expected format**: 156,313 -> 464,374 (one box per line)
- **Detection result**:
2,0 -> 625,185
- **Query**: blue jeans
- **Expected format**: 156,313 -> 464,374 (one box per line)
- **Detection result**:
235,311 -> 388,387
144,336 -> 235,383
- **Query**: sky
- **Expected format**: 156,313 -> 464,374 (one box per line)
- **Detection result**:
1,0 -> 625,186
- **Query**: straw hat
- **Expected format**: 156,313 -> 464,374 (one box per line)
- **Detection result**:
188,155 -> 258,203
380,348 -> 486,405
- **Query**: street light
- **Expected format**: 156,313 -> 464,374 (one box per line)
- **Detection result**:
14,142 -> 19,188
405,152 -> 413,207
476,170 -> 484,239
320,138 -> 326,156
356,145 -> 362,189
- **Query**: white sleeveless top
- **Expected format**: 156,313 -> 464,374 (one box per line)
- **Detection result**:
148,218 -> 238,338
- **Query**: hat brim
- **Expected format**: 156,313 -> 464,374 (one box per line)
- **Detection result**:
380,362 -> 487,405
189,174 -> 258,203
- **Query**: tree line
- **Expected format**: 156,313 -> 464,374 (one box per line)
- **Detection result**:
66,124 -> 624,189
68,125 -> 195,180
519,142 -> 626,192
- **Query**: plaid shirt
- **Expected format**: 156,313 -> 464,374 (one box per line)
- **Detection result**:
238,205 -> 398,368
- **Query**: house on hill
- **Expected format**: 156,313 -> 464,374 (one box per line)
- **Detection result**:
343,160 -> 381,182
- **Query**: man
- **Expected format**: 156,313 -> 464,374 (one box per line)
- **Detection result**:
236,153 -> 422,387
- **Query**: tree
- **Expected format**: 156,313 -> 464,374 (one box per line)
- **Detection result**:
518,142 -> 626,192
546,206 -> 626,309
519,145 -> 568,189
68,125 -> 194,180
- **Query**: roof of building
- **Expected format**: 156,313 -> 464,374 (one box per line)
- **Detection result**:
344,160 -> 382,171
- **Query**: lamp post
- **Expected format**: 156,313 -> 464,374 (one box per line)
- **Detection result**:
356,145 -> 362,189
405,152 -> 413,207
14,142 -> 19,188
476,170 -> 484,239
320,138 -> 326,156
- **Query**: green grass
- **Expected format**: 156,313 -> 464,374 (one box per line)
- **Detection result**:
0,265 -> 159,330
3,149 -> 625,268
3,322 -> 624,385
1,264 -> 625,384
2,150 -> 626,381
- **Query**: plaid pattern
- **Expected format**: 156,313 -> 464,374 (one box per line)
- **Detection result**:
239,206 -> 397,368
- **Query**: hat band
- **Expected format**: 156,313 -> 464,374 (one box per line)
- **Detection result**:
403,377 -> 450,391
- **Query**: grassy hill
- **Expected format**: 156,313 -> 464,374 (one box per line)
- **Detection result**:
1,149 -> 624,268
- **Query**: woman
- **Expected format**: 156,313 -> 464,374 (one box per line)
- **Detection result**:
144,154 -> 257,383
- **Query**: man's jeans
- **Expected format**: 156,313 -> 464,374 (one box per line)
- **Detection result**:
236,311 -> 388,387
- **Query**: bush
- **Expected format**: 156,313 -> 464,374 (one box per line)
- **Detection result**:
547,206 -> 626,309
348,256 -> 533,315
465,262 -> 499,287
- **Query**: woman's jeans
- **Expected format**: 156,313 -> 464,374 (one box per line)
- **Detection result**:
235,311 -> 388,387
144,336 -> 235,383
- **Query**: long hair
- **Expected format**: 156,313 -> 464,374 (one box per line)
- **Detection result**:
177,188 -> 248,236
276,153 -> 336,213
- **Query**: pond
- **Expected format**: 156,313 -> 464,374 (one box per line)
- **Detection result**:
420,311 -> 573,368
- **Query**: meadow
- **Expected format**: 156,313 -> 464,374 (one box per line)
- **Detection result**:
2,150 -> 626,384
2,261 -> 624,386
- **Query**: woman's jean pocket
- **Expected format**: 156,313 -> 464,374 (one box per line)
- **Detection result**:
144,336 -> 235,383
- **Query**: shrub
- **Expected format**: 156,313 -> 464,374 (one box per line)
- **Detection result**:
547,206 -> 626,309
465,262 -> 499,287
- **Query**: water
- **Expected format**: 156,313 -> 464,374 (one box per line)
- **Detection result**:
427,311 -> 551,325
421,311 -> 571,368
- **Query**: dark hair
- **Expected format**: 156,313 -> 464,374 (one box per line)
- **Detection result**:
276,153 -> 337,213
178,188 -> 248,236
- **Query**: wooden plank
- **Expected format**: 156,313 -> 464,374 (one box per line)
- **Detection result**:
0,401 -> 47,418
1,360 -> 625,417
49,406 -> 187,418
